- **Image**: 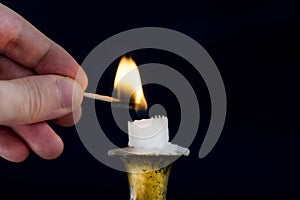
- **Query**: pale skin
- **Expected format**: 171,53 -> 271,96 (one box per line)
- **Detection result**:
0,4 -> 88,162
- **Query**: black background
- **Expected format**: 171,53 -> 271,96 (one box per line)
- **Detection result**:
0,0 -> 299,199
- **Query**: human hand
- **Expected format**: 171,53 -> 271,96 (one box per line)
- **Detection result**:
0,4 -> 88,162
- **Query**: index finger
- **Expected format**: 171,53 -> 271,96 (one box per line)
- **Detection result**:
0,3 -> 88,90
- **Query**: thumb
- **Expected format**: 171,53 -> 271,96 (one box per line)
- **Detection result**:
0,75 -> 83,125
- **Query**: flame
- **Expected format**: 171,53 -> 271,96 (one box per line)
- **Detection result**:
113,56 -> 147,111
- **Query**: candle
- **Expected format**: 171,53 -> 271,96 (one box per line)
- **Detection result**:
111,56 -> 189,156
128,115 -> 169,149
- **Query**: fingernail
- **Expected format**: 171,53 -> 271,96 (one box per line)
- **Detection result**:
57,78 -> 83,109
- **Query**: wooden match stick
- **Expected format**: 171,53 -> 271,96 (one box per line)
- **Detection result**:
83,92 -> 146,111
83,92 -> 121,103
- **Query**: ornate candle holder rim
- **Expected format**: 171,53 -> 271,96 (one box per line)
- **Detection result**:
108,143 -> 190,157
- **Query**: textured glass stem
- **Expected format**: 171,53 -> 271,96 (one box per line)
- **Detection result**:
122,156 -> 173,200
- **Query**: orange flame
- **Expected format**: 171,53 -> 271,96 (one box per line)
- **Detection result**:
113,56 -> 147,111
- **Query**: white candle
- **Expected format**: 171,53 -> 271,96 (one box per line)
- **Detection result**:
128,115 -> 169,149
108,56 -> 189,156
109,115 -> 189,156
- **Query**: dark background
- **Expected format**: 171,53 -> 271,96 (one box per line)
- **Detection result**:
1,0 -> 299,199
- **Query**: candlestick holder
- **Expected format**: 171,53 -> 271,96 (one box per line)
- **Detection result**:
109,144 -> 189,200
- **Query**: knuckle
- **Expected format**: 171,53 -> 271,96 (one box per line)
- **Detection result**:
0,11 -> 23,54
19,78 -> 43,123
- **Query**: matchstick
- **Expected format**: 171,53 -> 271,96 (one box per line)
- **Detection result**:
83,92 -> 121,103
83,92 -> 146,112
